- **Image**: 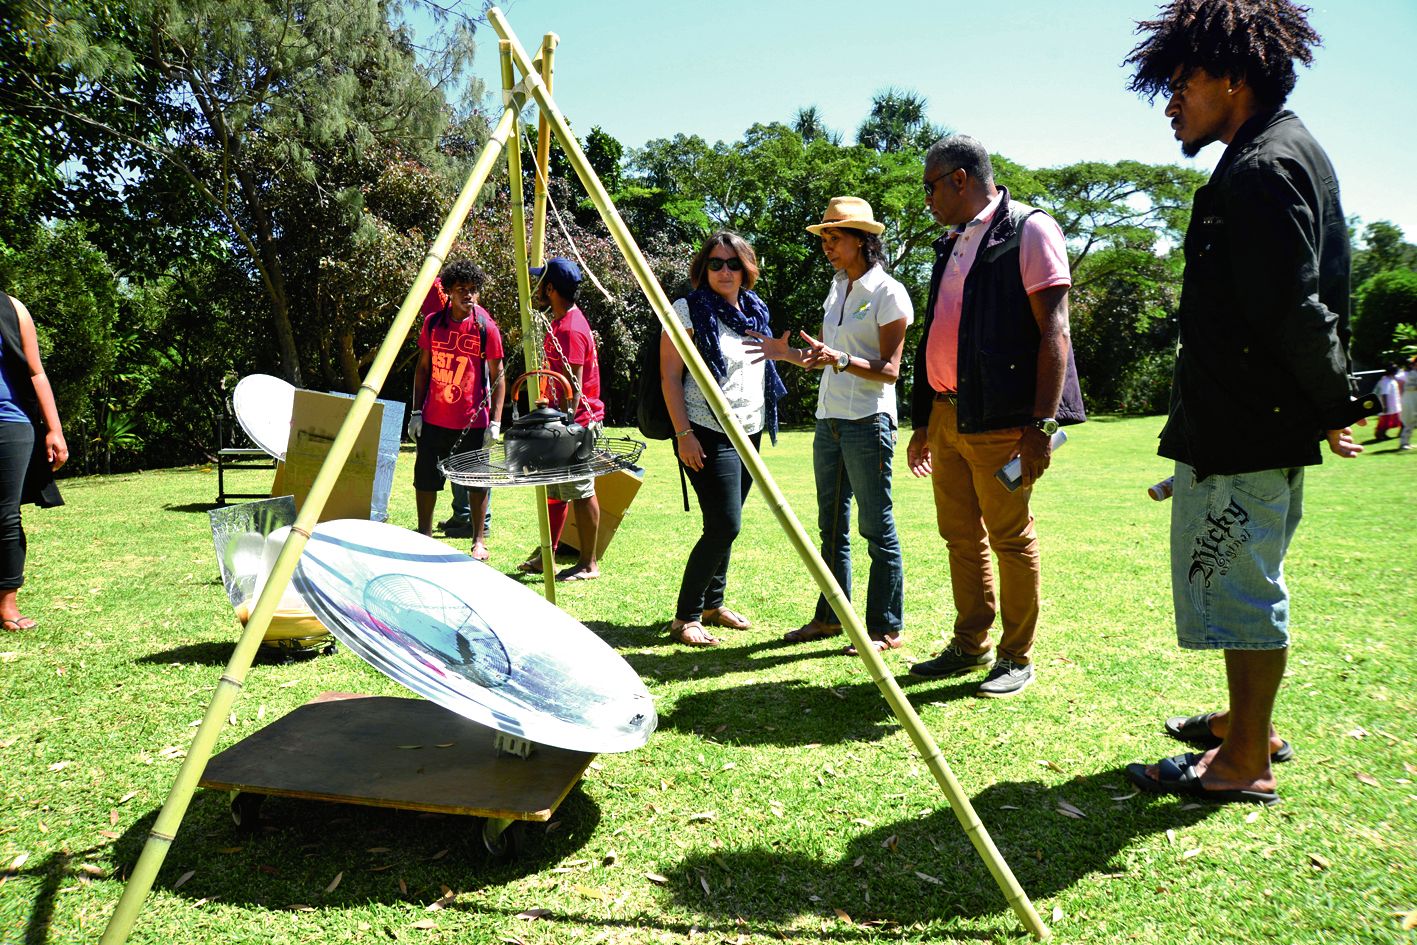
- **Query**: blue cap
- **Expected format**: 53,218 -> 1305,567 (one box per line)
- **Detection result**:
529,257 -> 582,298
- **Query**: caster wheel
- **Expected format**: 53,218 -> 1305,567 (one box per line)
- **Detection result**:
230,792 -> 265,834
480,818 -> 524,862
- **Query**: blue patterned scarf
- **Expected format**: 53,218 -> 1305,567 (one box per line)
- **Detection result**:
686,287 -> 787,444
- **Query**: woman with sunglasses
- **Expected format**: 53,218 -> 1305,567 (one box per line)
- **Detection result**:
661,232 -> 786,647
747,197 -> 913,655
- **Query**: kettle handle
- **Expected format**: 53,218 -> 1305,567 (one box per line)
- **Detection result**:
510,369 -> 573,414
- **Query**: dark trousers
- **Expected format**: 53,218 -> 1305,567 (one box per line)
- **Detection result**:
675,423 -> 760,622
0,421 -> 34,590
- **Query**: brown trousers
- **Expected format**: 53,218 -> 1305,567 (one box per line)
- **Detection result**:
926,399 -> 1040,664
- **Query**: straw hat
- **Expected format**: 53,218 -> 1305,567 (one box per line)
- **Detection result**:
805,196 -> 885,236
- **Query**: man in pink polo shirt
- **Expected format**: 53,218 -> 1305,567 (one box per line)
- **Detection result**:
905,135 -> 1086,697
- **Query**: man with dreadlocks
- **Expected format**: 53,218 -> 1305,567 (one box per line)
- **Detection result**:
1122,0 -> 1362,805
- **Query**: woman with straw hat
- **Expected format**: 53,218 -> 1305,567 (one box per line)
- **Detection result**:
661,232 -> 787,647
747,197 -> 913,654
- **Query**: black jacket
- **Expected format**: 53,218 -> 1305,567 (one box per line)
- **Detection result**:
1160,109 -> 1353,478
909,187 -> 1085,433
0,295 -> 63,508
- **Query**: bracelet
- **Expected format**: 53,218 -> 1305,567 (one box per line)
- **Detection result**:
674,428 -> 692,439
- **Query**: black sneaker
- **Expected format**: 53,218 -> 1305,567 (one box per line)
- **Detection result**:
441,519 -> 475,538
909,644 -> 992,679
977,659 -> 1034,698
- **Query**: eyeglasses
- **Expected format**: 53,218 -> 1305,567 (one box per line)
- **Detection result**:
923,167 -> 958,196
706,258 -> 744,272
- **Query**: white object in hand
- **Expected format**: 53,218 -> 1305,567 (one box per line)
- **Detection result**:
407,410 -> 423,440
995,430 -> 1068,492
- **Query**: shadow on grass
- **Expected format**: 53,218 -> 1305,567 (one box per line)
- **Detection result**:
102,783 -> 602,911
163,502 -> 224,513
656,675 -> 979,747
136,642 -> 337,667
589,621 -> 862,682
663,774 -> 1215,929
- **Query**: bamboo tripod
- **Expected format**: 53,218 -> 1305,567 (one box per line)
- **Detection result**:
100,10 -> 1048,941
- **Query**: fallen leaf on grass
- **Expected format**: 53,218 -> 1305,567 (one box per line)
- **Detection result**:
79,864 -> 105,877
998,804 -> 1021,810
699,874 -> 711,896
118,791 -> 137,804
1356,772 -> 1380,787
395,745 -> 423,750
1245,811 -> 1261,824
98,831 -> 120,840
278,679 -> 302,688
434,743 -> 454,749
914,871 -> 943,886
1036,760 -> 1064,773
687,811 -> 716,823
173,870 -> 195,890
409,920 -> 436,930
1110,792 -> 1139,802
48,761 -> 71,771
109,810 -> 119,826
644,872 -> 669,885
1165,829 -> 1176,846
573,884 -> 608,901
1178,803 -> 1204,811
37,822 -> 47,834
429,849 -> 449,861
7,853 -> 28,872
398,878 -> 407,895
851,856 -> 865,868
501,937 -> 527,945
1052,906 -> 1065,922
1056,799 -> 1086,819
1181,848 -> 1201,860
1344,727 -> 1368,739
216,847 -> 242,854
426,886 -> 455,911
1308,853 -> 1331,870
833,908 -> 853,924
367,847 -> 391,854
1399,910 -> 1417,931
325,871 -> 343,893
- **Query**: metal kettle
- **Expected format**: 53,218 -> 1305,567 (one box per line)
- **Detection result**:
503,369 -> 595,473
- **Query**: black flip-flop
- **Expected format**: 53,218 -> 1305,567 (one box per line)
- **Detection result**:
1164,712 -> 1294,763
1125,756 -> 1281,807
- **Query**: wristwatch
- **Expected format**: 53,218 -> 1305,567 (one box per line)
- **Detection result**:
833,350 -> 851,373
1030,417 -> 1060,436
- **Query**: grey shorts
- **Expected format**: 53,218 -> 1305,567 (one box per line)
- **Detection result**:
545,421 -> 601,501
1170,462 -> 1304,650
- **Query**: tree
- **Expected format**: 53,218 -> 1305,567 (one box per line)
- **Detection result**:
792,106 -> 840,145
1352,269 -> 1417,367
855,88 -> 943,153
9,0 -> 478,385
1351,220 -> 1417,291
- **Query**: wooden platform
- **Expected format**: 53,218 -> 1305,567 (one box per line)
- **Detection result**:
199,692 -> 594,821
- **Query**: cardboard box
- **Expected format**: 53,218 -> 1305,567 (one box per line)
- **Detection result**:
272,391 -> 384,523
557,467 -> 643,560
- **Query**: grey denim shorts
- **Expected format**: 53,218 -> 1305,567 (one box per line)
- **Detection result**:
1169,463 -> 1304,650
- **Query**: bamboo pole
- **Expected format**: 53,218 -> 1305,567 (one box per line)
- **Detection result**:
501,42 -> 555,603
99,81 -> 533,945
487,8 -> 1048,939
527,33 -> 559,601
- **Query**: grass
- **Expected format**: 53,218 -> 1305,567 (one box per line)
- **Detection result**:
1,416 -> 1414,945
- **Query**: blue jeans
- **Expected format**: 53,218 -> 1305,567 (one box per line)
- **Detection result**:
812,414 -> 903,635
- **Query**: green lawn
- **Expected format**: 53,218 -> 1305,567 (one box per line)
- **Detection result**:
1,417 -> 1413,944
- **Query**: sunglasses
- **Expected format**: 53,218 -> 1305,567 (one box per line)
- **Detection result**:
923,167 -> 958,196
706,257 -> 744,272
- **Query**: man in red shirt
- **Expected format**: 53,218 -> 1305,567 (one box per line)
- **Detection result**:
525,257 -> 604,581
409,260 -> 505,560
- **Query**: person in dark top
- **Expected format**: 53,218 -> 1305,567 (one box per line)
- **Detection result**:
0,293 -> 67,631
1123,0 -> 1362,805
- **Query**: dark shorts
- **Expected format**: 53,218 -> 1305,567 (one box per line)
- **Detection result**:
414,423 -> 485,492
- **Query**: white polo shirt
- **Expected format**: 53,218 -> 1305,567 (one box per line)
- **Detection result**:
816,264 -> 914,421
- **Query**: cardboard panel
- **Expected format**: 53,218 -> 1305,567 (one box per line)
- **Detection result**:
558,467 -> 643,559
275,391 -> 384,522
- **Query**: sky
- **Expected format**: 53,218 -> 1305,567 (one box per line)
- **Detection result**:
419,0 -> 1417,241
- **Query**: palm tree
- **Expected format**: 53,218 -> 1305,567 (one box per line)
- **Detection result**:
855,88 -> 941,153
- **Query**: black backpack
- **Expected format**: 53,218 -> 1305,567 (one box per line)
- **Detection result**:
635,330 -> 676,440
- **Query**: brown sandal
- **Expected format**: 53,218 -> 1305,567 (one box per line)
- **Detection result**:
669,619 -> 721,647
844,633 -> 903,656
701,607 -> 751,630
782,619 -> 843,643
